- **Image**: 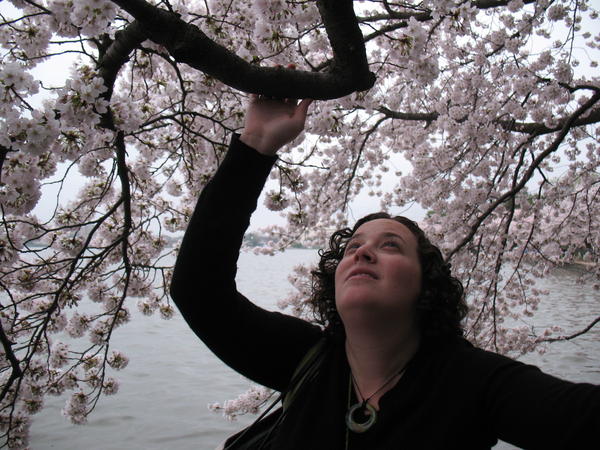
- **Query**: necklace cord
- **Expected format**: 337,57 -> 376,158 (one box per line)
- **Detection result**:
350,364 -> 408,405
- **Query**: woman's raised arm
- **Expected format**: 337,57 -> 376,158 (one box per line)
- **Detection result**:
169,94 -> 320,392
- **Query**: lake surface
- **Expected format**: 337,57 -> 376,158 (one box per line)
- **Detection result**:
29,249 -> 599,449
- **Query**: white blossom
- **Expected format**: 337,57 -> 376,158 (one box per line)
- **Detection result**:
107,350 -> 129,370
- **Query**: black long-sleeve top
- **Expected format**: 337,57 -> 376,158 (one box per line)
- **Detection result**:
170,133 -> 600,450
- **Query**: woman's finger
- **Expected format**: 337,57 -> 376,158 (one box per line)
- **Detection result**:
296,98 -> 313,120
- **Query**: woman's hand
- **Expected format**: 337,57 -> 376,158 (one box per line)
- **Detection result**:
240,93 -> 313,156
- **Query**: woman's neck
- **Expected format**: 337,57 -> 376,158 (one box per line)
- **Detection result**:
344,323 -> 420,410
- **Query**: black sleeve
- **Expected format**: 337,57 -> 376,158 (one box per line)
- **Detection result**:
169,132 -> 322,392
470,345 -> 600,449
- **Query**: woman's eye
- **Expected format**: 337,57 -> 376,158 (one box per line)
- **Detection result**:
383,240 -> 400,248
345,242 -> 360,253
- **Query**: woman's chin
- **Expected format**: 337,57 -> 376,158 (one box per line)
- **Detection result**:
336,291 -> 415,326
336,294 -> 387,319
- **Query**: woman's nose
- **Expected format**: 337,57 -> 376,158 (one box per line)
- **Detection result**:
353,243 -> 375,262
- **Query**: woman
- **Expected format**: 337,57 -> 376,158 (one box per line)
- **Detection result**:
169,94 -> 600,449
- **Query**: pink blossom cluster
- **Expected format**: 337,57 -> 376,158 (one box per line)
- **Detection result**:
208,385 -> 274,421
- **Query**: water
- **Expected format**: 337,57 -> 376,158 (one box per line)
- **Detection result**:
28,250 -> 599,449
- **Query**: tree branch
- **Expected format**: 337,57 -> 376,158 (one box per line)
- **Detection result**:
19,0 -> 52,14
474,0 -> 536,9
0,319 -> 22,402
375,105 -> 600,135
538,315 -> 600,343
505,107 -> 600,134
97,21 -> 147,100
357,0 -> 536,22
0,145 -> 9,184
315,0 -> 373,82
107,0 -> 375,99
376,106 -> 438,124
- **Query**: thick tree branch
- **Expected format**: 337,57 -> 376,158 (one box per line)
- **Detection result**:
107,0 -> 375,99
315,0 -> 373,83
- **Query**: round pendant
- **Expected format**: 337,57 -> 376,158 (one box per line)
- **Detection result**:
345,401 -> 377,433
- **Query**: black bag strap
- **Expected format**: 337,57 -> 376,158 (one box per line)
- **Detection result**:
283,336 -> 327,410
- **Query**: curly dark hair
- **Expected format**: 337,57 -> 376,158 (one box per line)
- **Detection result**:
309,212 -> 468,340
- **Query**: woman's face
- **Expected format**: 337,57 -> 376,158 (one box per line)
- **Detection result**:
334,218 -> 422,326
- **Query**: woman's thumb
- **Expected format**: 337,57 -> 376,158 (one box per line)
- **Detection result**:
296,98 -> 313,118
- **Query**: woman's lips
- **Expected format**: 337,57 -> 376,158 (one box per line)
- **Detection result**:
346,267 -> 378,281
348,273 -> 376,280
